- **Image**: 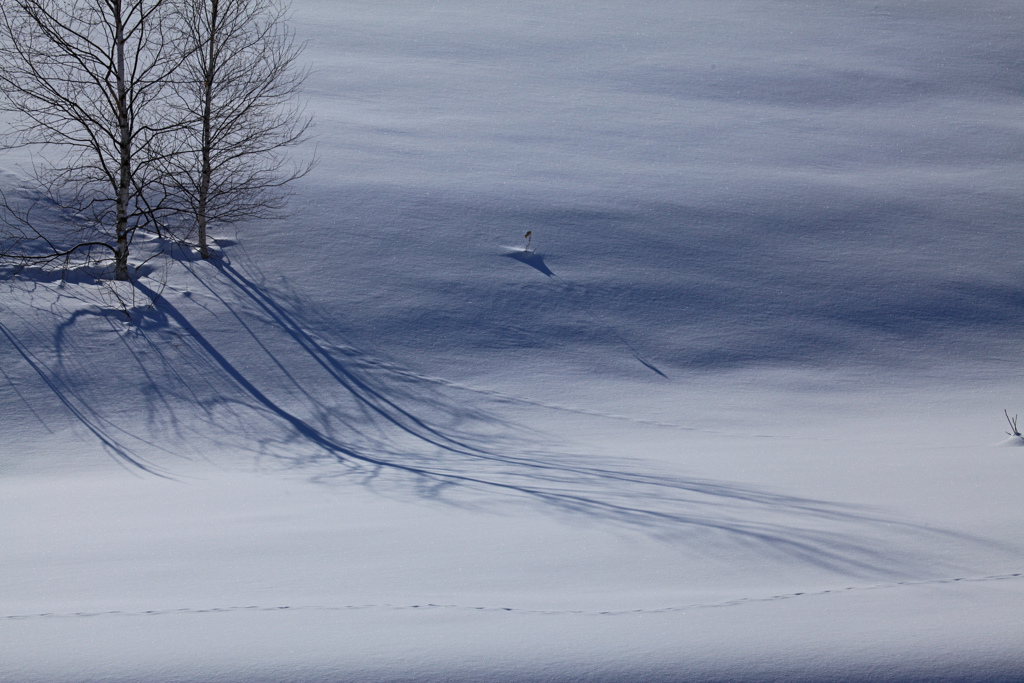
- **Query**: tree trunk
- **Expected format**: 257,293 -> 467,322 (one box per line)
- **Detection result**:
197,0 -> 219,260
114,0 -> 131,281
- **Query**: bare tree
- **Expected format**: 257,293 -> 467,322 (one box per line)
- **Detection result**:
167,0 -> 312,259
0,0 -> 185,280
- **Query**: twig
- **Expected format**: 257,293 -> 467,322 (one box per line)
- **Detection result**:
1005,409 -> 1020,437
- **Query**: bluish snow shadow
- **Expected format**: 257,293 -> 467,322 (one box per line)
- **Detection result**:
504,249 -> 554,277
503,248 -> 667,378
0,318 -> 175,477
0,256 -> 993,579
122,271 -> 1020,573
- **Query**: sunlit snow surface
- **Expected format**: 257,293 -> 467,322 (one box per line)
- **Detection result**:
2,1 -> 1024,680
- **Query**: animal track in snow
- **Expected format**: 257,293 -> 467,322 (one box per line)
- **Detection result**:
5,572 -> 1021,621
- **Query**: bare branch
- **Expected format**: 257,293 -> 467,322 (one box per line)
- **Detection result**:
0,0 -> 185,280
160,0 -> 314,258
1005,410 -> 1020,437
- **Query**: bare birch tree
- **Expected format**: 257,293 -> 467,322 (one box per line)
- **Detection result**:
167,0 -> 312,259
0,0 -> 184,280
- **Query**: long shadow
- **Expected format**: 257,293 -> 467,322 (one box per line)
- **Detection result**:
505,249 -> 668,378
208,263 -> 493,457
0,318 -> 172,476
126,269 -> 978,577
0,261 -> 984,577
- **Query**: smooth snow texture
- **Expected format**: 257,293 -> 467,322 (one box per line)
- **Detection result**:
3,1 -> 1024,681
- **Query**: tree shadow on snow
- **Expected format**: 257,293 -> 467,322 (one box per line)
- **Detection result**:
0,257 -> 986,579
150,263 -> 992,579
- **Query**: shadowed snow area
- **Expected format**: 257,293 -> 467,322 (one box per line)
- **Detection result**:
2,1 -> 1024,681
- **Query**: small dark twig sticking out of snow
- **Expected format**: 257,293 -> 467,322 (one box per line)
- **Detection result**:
1005,409 -> 1020,437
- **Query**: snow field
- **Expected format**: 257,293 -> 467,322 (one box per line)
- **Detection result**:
3,0 -> 1024,680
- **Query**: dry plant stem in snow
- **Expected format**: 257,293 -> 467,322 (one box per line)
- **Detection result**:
1005,410 -> 1020,437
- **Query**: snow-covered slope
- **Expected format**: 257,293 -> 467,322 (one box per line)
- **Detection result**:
3,1 -> 1024,680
